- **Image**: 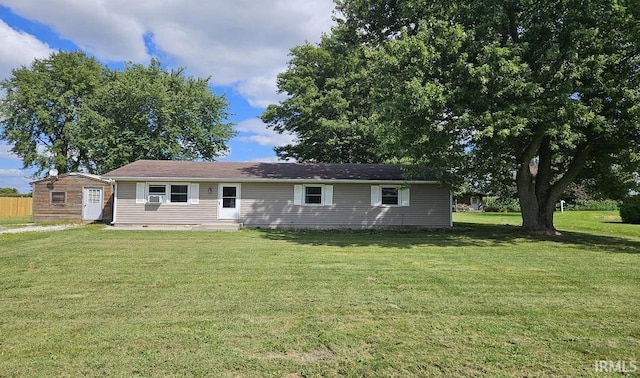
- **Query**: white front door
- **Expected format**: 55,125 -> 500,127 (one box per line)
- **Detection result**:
83,187 -> 103,221
218,184 -> 240,220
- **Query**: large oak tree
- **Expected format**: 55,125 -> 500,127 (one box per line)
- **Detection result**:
0,51 -> 235,176
263,0 -> 640,233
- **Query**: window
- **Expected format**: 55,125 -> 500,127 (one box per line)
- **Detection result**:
381,187 -> 399,205
293,184 -> 333,206
149,185 -> 166,195
371,185 -> 410,207
222,186 -> 237,208
305,186 -> 323,204
136,183 -> 196,204
171,185 -> 188,203
51,191 -> 66,205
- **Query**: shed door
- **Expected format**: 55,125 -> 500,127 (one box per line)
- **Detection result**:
83,187 -> 103,221
470,196 -> 480,211
218,184 -> 240,220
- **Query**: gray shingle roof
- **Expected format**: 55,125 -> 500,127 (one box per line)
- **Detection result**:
103,160 -> 439,182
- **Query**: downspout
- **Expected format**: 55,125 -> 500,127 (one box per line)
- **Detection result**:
111,182 -> 118,225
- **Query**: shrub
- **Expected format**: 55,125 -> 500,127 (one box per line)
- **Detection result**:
567,199 -> 619,211
483,197 -> 521,213
620,196 -> 640,224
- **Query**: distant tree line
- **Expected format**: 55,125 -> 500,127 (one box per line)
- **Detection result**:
0,188 -> 31,197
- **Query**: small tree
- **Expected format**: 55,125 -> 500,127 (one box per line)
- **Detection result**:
620,196 -> 640,224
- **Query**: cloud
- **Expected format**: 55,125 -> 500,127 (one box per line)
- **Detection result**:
0,168 -> 23,176
236,71 -> 286,108
0,143 -> 19,160
0,0 -> 336,107
235,118 -> 295,147
0,19 -> 53,79
0,169 -> 32,192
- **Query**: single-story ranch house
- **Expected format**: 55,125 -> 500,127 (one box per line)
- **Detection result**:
103,160 -> 452,229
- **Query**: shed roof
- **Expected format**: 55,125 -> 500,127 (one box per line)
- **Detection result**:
103,160 -> 440,182
30,172 -> 113,185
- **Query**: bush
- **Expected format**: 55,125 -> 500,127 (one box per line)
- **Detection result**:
566,199 -> 619,211
483,197 -> 521,213
620,196 -> 640,224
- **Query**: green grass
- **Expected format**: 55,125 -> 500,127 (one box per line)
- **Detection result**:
0,216 -> 32,227
1,212 -> 638,376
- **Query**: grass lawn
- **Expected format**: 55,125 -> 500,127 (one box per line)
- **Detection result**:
0,211 -> 638,376
0,216 -> 32,227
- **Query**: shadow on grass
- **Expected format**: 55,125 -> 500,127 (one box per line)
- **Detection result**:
255,223 -> 640,254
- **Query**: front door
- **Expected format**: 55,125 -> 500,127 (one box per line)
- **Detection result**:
83,187 -> 103,221
218,184 -> 240,220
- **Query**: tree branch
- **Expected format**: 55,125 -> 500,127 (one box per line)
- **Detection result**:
547,143 -> 594,202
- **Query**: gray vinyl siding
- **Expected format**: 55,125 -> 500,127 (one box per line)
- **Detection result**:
114,182 -> 218,224
114,181 -> 451,227
241,182 -> 451,228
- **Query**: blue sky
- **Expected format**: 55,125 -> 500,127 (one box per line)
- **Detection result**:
0,1 -> 336,193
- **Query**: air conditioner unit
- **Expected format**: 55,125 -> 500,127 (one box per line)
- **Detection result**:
148,195 -> 163,203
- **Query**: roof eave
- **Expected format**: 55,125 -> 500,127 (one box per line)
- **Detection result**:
104,176 -> 440,184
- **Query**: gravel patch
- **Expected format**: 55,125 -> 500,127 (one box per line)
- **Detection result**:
0,224 -> 78,234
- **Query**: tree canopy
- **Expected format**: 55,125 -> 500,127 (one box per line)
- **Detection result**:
0,51 -> 235,176
263,0 -> 640,232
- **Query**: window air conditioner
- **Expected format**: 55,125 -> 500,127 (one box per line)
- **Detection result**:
148,195 -> 163,203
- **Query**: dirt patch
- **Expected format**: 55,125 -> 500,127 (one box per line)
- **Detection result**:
261,348 -> 334,365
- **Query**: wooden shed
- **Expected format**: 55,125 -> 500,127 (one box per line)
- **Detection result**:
31,173 -> 114,223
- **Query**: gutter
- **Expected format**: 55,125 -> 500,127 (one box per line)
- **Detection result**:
102,177 -> 441,185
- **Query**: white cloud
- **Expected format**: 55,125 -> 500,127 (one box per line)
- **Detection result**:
0,19 -> 53,79
0,0 -> 336,107
0,168 -> 23,176
235,118 -> 295,147
0,170 -> 32,193
236,71 -> 286,108
0,143 -> 19,160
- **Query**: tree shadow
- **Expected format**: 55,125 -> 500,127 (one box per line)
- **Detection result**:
255,222 -> 640,254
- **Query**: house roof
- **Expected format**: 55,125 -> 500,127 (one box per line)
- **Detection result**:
103,160 -> 440,183
30,172 -> 113,185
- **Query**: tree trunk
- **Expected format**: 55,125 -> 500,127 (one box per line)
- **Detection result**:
516,142 -> 593,234
519,189 -> 557,234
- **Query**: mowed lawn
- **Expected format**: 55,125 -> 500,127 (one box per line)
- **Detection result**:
0,212 -> 638,376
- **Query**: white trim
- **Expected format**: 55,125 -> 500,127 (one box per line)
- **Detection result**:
112,182 -> 118,224
135,183 -> 146,204
293,185 -> 303,205
449,191 -> 453,227
400,188 -> 410,207
144,182 -> 193,205
371,185 -> 410,207
108,177 -> 438,185
371,186 -> 381,206
323,185 -> 333,206
190,183 -> 200,204
298,184 -> 330,206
